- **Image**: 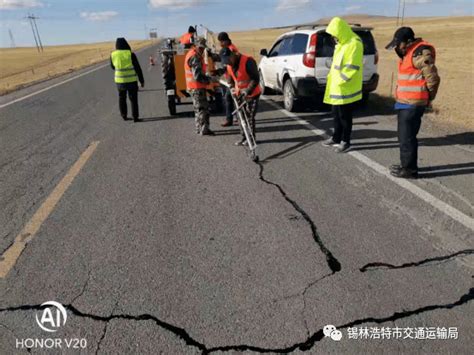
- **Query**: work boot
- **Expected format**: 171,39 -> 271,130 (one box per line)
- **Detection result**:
234,138 -> 247,146
390,168 -> 418,179
201,127 -> 215,136
221,120 -> 233,127
322,138 -> 339,147
334,141 -> 351,153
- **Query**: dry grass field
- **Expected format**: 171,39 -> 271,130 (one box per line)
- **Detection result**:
0,40 -> 154,95
230,16 -> 474,131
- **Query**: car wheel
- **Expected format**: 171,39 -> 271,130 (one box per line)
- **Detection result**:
283,79 -> 298,112
259,70 -> 270,95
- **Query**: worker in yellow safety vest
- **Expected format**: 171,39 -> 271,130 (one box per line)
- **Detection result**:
322,17 -> 363,153
110,38 -> 144,122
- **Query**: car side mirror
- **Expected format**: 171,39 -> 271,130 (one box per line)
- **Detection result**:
260,49 -> 268,57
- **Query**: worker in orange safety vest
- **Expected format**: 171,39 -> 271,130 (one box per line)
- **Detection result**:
386,27 -> 440,179
220,47 -> 261,146
179,26 -> 196,48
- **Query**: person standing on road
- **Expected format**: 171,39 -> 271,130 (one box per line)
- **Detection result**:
180,26 -> 197,48
386,27 -> 440,179
322,17 -> 363,153
185,38 -> 215,136
217,32 -> 239,127
220,47 -> 261,146
110,37 -> 145,123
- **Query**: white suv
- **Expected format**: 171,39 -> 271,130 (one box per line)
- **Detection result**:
258,24 -> 379,111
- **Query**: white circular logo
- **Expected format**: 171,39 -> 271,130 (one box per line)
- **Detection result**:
323,324 -> 343,341
323,324 -> 336,337
35,301 -> 67,333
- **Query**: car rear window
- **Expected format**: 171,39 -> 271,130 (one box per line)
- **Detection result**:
290,34 -> 309,54
316,30 -> 377,57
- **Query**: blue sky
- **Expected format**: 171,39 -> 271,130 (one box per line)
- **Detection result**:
0,0 -> 472,47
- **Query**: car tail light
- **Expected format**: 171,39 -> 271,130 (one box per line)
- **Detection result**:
303,33 -> 317,68
374,51 -> 379,65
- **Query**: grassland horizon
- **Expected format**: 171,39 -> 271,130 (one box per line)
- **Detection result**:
0,40 -> 155,95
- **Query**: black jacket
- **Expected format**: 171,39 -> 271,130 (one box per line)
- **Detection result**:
110,38 -> 144,85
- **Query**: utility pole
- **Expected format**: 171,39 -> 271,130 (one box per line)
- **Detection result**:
8,29 -> 16,48
32,14 -> 43,51
401,0 -> 406,26
26,14 -> 43,52
26,14 -> 40,52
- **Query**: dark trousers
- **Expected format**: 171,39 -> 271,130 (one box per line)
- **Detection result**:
224,87 -> 234,123
397,106 -> 425,170
117,82 -> 139,119
332,103 -> 354,144
240,96 -> 259,139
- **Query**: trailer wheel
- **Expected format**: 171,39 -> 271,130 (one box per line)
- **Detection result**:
168,95 -> 177,116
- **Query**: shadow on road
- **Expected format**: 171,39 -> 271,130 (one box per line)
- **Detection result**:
139,112 -> 194,122
419,162 -> 474,179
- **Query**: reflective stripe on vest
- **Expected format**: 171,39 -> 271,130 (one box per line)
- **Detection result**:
396,41 -> 435,103
111,50 -> 137,84
184,48 -> 208,90
330,90 -> 363,100
226,55 -> 261,98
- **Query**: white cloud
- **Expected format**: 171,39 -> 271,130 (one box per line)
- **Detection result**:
345,5 -> 362,12
80,11 -> 118,22
276,0 -> 310,11
0,0 -> 43,10
148,0 -> 205,10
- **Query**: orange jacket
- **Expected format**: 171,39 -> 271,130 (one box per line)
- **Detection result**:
179,32 -> 193,45
228,43 -> 239,53
227,55 -> 261,97
184,48 -> 208,90
396,40 -> 436,105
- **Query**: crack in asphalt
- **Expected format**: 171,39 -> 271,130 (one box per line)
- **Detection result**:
0,287 -> 472,353
70,269 -> 92,305
257,162 -> 341,274
95,300 -> 119,355
360,249 -> 474,272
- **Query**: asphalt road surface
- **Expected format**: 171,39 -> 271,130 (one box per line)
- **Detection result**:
0,44 -> 473,354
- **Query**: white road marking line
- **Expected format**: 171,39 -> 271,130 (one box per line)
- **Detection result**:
262,97 -> 474,232
0,64 -> 108,109
0,45 -> 154,110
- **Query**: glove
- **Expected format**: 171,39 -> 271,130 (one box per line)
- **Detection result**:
240,90 -> 249,100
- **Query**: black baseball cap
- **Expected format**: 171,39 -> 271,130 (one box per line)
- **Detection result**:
218,32 -> 230,41
188,26 -> 196,33
385,27 -> 415,49
220,47 -> 234,65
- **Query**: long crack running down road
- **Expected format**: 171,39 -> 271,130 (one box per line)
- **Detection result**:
0,44 -> 473,353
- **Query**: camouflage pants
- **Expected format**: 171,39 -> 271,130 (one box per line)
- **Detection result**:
191,89 -> 209,133
240,96 -> 259,139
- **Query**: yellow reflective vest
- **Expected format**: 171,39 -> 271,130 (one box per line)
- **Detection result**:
111,50 -> 137,84
323,17 -> 364,105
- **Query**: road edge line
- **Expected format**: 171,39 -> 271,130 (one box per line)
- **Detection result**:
261,97 -> 474,232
